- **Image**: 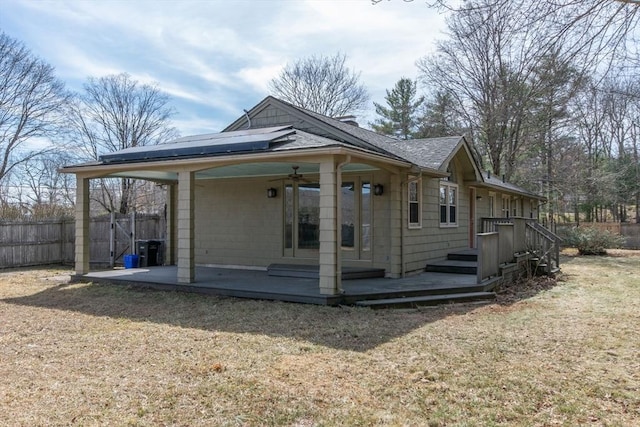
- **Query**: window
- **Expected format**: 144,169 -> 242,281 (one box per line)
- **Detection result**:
530,200 -> 535,219
341,181 -> 355,249
361,181 -> 371,251
501,195 -> 510,218
439,182 -> 458,227
408,179 -> 421,228
488,192 -> 496,217
511,198 -> 519,217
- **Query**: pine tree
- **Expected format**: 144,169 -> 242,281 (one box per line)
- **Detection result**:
416,91 -> 464,138
371,78 -> 424,140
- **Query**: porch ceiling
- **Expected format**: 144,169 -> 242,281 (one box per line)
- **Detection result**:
107,161 -> 379,182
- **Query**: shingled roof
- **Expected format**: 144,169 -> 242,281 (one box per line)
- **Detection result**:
225,96 -> 470,174
298,105 -> 470,171
481,172 -> 543,199
382,136 -> 466,170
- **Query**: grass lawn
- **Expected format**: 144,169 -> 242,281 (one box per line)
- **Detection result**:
1,250 -> 638,426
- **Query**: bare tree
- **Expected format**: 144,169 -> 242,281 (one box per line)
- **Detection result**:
19,151 -> 76,207
0,32 -> 70,188
269,53 -> 369,117
418,0 -> 547,179
69,73 -> 178,214
380,0 -> 640,70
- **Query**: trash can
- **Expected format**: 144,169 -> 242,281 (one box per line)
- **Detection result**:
137,240 -> 149,267
147,240 -> 163,266
124,254 -> 139,269
137,240 -> 163,267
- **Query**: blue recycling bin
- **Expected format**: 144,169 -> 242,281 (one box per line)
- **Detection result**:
124,254 -> 139,269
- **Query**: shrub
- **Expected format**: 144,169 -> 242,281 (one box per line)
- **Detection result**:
563,227 -> 625,255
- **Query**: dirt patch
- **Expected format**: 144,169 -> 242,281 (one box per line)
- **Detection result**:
495,274 -> 561,305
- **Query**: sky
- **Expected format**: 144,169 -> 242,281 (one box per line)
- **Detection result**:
1,0 -> 449,137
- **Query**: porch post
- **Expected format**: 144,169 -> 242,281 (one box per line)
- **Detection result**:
74,176 -> 90,275
388,173 -> 403,278
319,158 -> 341,295
177,171 -> 195,283
164,183 -> 177,266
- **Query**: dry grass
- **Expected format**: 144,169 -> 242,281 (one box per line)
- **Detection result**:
1,253 -> 639,426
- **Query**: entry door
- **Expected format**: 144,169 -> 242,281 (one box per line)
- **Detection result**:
284,182 -> 321,258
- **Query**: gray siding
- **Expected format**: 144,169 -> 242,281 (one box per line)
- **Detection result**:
193,172 -> 392,270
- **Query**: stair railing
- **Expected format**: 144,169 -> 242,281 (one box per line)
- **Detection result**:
480,217 -> 562,277
525,221 -> 562,274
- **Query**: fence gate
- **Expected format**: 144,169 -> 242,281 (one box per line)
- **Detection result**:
109,212 -> 136,268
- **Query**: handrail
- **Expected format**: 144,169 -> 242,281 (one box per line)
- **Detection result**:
479,217 -> 561,279
528,220 -> 563,244
525,222 -> 560,274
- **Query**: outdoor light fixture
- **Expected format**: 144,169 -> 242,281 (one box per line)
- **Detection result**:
267,187 -> 277,198
374,184 -> 384,196
476,195 -> 483,201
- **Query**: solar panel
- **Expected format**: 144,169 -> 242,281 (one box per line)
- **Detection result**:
100,126 -> 295,164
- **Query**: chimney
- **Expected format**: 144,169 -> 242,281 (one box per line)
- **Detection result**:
335,115 -> 359,127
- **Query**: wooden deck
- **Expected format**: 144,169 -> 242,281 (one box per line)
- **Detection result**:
74,265 -> 499,308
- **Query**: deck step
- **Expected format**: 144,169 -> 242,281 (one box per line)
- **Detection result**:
425,260 -> 477,275
447,250 -> 478,262
354,291 -> 495,309
267,264 -> 385,280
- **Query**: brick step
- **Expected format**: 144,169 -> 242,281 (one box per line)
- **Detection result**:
354,291 -> 496,309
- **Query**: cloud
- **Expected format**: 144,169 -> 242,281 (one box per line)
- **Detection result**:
2,0 -> 449,135
235,64 -> 283,94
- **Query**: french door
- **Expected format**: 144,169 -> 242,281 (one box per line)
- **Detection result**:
283,177 -> 371,260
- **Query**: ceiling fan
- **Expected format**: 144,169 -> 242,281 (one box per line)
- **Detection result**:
270,165 -> 310,183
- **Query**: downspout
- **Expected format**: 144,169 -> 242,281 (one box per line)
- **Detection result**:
401,176 -> 406,278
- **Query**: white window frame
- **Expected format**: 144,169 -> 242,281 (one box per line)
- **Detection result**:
512,197 -> 519,217
501,195 -> 510,218
408,178 -> 421,229
439,182 -> 458,228
488,192 -> 496,217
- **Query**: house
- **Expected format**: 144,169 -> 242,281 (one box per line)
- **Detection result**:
62,96 -> 559,301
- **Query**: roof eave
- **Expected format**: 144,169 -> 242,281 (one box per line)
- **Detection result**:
60,145 -> 414,178
476,181 -> 545,200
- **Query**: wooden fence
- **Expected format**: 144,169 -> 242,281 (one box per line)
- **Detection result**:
0,214 -> 165,269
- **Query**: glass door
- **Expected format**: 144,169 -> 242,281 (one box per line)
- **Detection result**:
297,183 -> 320,255
283,182 -> 320,258
283,177 -> 371,260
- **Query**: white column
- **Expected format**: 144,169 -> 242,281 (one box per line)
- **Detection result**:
74,176 -> 90,275
318,158 -> 341,295
388,173 -> 403,278
177,171 -> 195,284
164,183 -> 177,266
